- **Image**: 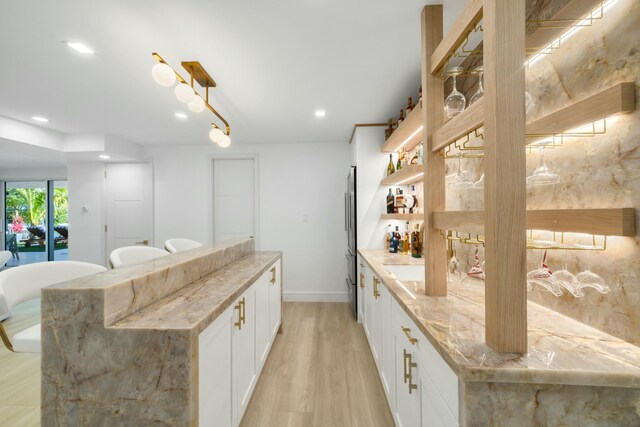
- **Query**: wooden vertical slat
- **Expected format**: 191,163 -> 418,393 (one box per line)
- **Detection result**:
422,5 -> 447,296
483,0 -> 527,352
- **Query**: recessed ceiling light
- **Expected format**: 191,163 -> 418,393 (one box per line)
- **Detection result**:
98,154 -> 111,160
315,110 -> 326,118
64,41 -> 95,55
175,112 -> 188,120
32,116 -> 49,123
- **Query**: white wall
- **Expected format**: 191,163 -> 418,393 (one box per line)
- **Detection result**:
0,167 -> 67,181
67,162 -> 105,266
147,142 -> 351,302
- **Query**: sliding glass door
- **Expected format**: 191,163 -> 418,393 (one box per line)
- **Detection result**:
3,180 -> 68,267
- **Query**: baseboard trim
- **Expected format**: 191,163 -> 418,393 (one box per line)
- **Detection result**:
283,291 -> 350,302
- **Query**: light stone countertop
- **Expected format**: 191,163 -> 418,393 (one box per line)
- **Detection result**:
113,251 -> 281,335
359,249 -> 640,388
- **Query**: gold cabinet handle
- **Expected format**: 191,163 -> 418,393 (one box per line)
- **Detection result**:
359,272 -> 364,289
401,326 -> 418,345
135,240 -> 149,245
234,300 -> 243,330
270,266 -> 276,284
241,297 -> 246,325
403,349 -> 418,394
373,277 -> 380,299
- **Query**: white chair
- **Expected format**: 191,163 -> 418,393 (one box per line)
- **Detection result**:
109,246 -> 170,269
164,238 -> 203,254
0,261 -> 107,353
0,251 -> 11,321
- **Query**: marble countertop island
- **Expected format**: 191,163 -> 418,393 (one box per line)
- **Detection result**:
41,239 -> 281,426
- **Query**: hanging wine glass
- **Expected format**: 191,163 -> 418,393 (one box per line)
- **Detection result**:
449,154 -> 473,190
469,66 -> 484,106
526,249 -> 564,297
445,66 -> 466,119
575,250 -> 610,294
526,144 -> 560,187
448,243 -> 462,285
461,245 -> 485,285
474,173 -> 484,189
548,250 -> 583,297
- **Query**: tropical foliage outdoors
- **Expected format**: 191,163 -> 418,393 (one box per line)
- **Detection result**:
5,187 -> 68,226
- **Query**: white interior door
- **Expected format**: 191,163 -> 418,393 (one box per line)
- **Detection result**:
213,159 -> 255,244
105,163 -> 153,261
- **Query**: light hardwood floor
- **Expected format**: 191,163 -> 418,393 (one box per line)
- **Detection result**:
0,302 -> 394,427
240,303 -> 394,427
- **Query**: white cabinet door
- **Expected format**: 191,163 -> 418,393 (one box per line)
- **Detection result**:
199,307 -> 233,427
420,364 -> 458,427
371,275 -> 383,368
380,285 -> 395,408
358,261 -> 366,323
232,288 -> 257,424
363,267 -> 373,341
268,261 -> 281,339
255,272 -> 271,372
394,331 -> 421,427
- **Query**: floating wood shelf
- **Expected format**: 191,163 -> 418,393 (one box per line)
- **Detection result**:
432,208 -> 636,236
432,82 -> 636,152
381,102 -> 423,153
381,213 -> 424,221
430,0 -> 482,75
380,164 -> 424,186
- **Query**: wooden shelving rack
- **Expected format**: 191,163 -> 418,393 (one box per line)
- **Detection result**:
381,101 -> 423,153
380,164 -> 423,186
381,213 -> 424,221
419,1 -> 636,353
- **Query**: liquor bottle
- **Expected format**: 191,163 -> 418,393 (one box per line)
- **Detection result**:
386,189 -> 394,214
409,185 -> 418,213
398,109 -> 405,126
406,97 -> 414,114
419,86 -> 423,104
403,222 -> 410,254
385,119 -> 394,140
387,154 -> 395,176
395,189 -> 404,214
411,224 -> 422,258
396,154 -> 402,171
389,227 -> 398,253
394,226 -> 402,254
384,224 -> 392,250
399,147 -> 408,168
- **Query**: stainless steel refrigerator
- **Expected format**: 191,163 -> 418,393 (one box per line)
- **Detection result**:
345,166 -> 357,317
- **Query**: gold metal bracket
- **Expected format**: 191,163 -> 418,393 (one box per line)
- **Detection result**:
152,52 -> 231,136
526,118 -> 608,150
527,230 -> 607,251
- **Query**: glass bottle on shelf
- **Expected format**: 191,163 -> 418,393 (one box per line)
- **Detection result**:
397,226 -> 404,254
406,97 -> 414,114
389,227 -> 398,253
409,185 -> 418,213
385,119 -> 393,141
395,189 -> 404,214
419,86 -> 422,104
411,224 -> 422,258
398,109 -> 405,126
386,188 -> 394,214
384,224 -> 392,250
387,154 -> 395,176
396,153 -> 402,171
403,221 -> 410,254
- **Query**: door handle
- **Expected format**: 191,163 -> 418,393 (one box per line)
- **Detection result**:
234,300 -> 243,330
270,266 -> 276,284
373,277 -> 380,299
359,273 -> 364,289
401,326 -> 418,345
403,349 -> 418,394
135,240 -> 149,245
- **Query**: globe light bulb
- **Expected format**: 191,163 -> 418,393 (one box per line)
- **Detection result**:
175,83 -> 195,103
188,95 -> 206,113
151,63 -> 176,87
218,134 -> 231,148
209,127 -> 225,144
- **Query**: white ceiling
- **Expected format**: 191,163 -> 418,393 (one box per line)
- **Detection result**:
0,1 -> 465,146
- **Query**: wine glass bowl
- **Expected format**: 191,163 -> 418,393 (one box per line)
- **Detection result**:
469,66 -> 484,106
445,66 -> 467,119
527,144 -> 560,187
449,154 -> 474,190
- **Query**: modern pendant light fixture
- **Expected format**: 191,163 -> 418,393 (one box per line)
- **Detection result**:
151,52 -> 231,147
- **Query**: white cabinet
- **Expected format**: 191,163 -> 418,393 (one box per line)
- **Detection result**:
255,272 -> 271,371
360,261 -> 460,427
268,260 -> 281,339
199,305 -> 234,427
199,259 -> 281,427
357,260 -> 366,323
233,287 -> 257,423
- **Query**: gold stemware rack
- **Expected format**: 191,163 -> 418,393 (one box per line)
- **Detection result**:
419,0 -> 636,353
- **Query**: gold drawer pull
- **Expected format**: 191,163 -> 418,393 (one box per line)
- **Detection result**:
373,277 -> 381,299
403,349 -> 418,394
234,300 -> 243,330
240,297 -> 246,325
270,266 -> 276,284
401,326 -> 418,345
359,272 -> 364,289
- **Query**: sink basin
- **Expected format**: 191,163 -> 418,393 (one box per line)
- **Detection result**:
384,264 -> 425,282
